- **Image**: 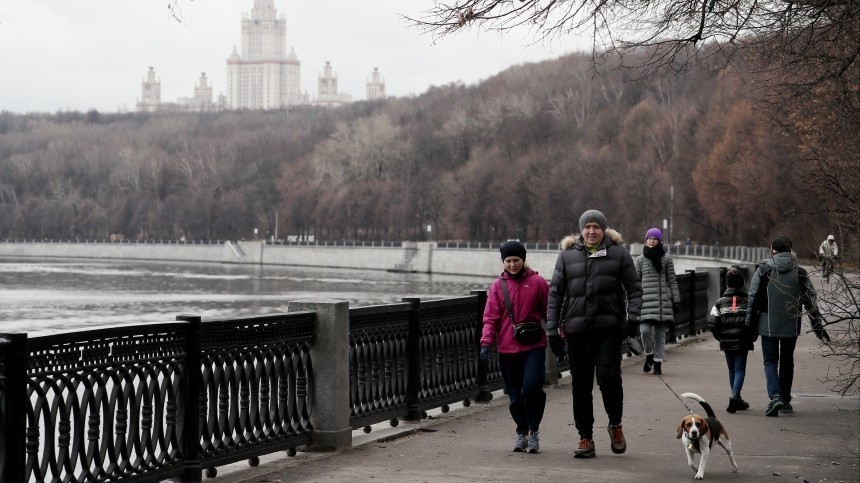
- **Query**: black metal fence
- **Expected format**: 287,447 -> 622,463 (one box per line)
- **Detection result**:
0,271 -> 713,482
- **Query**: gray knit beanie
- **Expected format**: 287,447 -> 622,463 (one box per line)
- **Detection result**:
579,209 -> 608,231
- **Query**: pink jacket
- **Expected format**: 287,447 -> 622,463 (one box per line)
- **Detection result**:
481,267 -> 549,354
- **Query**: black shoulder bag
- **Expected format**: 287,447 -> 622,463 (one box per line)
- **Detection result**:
500,278 -> 543,345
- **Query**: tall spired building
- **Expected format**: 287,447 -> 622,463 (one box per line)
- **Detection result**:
226,0 -> 302,109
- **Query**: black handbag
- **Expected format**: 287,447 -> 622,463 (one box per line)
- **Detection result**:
500,278 -> 543,345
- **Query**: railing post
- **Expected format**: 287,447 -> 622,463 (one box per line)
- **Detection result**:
700,267 -> 723,332
403,297 -> 424,420
471,290 -> 493,402
288,299 -> 352,449
686,270 -> 697,336
0,333 -> 27,483
176,315 -> 203,482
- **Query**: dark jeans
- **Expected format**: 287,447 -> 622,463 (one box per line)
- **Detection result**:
566,328 -> 624,438
724,350 -> 749,399
761,335 -> 797,402
498,348 -> 547,434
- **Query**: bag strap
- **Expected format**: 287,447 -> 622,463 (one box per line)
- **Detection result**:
500,278 -> 517,328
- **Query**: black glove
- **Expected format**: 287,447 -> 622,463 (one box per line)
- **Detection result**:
625,315 -> 640,338
625,336 -> 643,356
548,334 -> 566,359
480,346 -> 493,363
813,322 -> 831,342
673,302 -> 680,316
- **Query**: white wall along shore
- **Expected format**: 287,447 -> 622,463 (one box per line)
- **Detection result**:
0,240 -> 766,279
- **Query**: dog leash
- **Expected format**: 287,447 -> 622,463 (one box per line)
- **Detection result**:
656,371 -> 695,414
629,345 -> 695,414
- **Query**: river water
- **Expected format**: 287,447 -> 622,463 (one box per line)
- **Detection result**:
0,257 -> 495,336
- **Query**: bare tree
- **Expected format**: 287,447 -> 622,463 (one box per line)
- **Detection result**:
410,1 -> 858,89
815,272 -> 860,396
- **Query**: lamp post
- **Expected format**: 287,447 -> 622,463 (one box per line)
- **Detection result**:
669,184 -> 674,244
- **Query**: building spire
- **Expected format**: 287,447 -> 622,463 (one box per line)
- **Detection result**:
252,0 -> 276,20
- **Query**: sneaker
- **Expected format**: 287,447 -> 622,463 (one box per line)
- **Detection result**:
527,432 -> 540,453
726,397 -> 738,413
736,398 -> 750,411
607,424 -> 627,454
573,437 -> 596,458
780,402 -> 793,414
765,397 -> 784,417
513,433 -> 528,452
653,361 -> 662,375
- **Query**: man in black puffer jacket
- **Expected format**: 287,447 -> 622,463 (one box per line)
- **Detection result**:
545,209 -> 643,459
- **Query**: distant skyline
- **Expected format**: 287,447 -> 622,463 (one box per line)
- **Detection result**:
0,1 -> 588,114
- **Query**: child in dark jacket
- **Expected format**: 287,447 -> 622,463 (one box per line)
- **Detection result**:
707,267 -> 755,413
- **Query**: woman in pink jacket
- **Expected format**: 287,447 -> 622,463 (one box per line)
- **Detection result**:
480,240 -> 549,454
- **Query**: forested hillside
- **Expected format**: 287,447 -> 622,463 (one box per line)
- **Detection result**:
0,51 -> 832,251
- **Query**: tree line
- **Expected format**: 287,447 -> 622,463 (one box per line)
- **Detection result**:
0,50 -> 853,261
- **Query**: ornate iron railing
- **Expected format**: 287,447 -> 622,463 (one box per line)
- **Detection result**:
0,283 -> 713,481
0,312 -> 315,482
348,303 -> 411,430
24,323 -> 191,482
194,313 -> 315,477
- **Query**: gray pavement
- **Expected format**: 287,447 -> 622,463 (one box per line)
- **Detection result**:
211,331 -> 859,483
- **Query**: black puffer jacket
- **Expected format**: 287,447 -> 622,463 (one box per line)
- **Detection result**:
546,229 -> 643,335
707,287 -> 754,351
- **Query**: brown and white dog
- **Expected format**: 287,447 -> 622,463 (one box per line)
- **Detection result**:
676,392 -> 739,479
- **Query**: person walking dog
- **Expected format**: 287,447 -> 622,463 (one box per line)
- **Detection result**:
545,210 -> 643,458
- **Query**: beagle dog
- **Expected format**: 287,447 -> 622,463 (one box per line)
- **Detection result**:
676,392 -> 739,479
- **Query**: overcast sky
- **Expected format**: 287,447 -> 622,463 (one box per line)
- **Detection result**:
0,1 -> 589,114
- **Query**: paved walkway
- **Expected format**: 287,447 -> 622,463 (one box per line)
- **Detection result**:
211,330 -> 859,483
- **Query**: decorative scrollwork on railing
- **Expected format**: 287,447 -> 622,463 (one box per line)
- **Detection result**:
198,313 -> 314,466
24,324 -> 187,482
416,296 -> 481,408
348,304 -> 411,428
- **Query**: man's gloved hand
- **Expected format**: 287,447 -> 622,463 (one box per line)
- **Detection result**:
812,320 -> 831,342
625,314 -> 640,338
625,335 -> 643,356
548,334 -> 566,359
673,302 -> 681,316
480,346 -> 493,363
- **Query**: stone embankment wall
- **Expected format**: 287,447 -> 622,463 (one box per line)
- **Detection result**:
0,241 -> 748,278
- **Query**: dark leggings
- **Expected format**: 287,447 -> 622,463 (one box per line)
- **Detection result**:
498,348 -> 547,434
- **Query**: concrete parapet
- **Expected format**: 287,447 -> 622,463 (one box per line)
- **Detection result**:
0,241 -> 749,278
288,298 -> 351,451
699,266 -> 723,311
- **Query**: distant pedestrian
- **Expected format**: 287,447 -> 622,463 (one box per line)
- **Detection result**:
545,209 -> 643,459
746,236 -> 829,417
634,227 -> 680,375
707,267 -> 754,413
480,240 -> 549,453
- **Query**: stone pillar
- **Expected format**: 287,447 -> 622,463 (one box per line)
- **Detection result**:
288,298 -> 352,450
699,267 -> 723,318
